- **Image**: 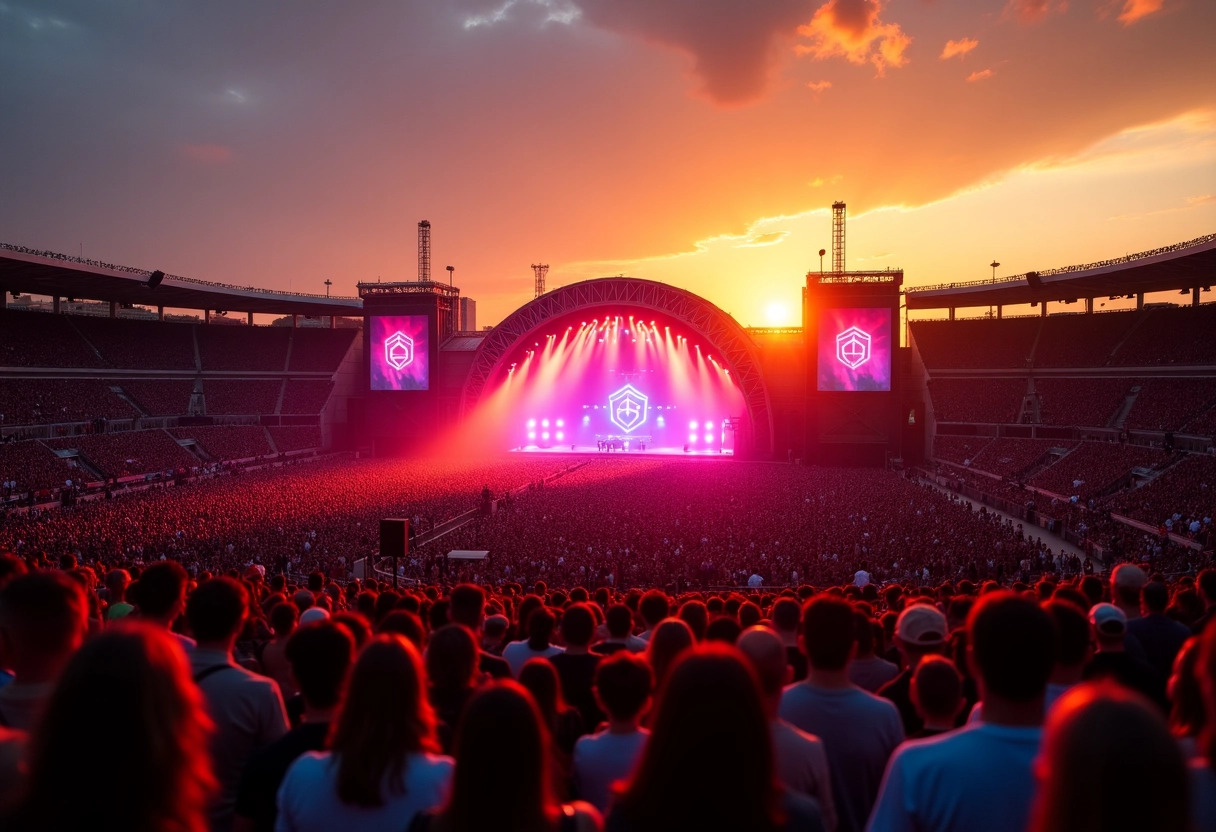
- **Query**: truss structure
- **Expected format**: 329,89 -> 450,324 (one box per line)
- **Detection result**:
459,277 -> 773,455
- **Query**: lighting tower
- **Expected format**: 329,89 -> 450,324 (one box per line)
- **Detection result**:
532,263 -> 549,299
418,220 -> 431,282
831,201 -> 846,273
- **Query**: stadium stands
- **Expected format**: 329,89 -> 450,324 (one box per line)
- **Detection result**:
197,324 -> 291,371
972,437 -> 1076,479
0,440 -> 74,491
1111,453 -> 1216,531
71,315 -> 197,370
929,435 -> 992,467
1124,377 -> 1216,432
204,380 -> 281,415
1029,441 -> 1169,499
927,378 -> 1025,423
1032,311 -> 1139,368
45,430 -> 199,478
120,379 -> 195,416
1034,377 -> 1130,428
0,379 -> 137,426
0,309 -> 103,368
287,327 -> 358,372
910,317 -> 1040,370
171,425 -> 272,461
1113,303 -> 1216,366
269,425 -> 323,452
281,380 -> 334,414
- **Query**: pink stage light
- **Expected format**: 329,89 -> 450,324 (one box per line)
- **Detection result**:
704,433 -> 713,443
688,433 -> 697,443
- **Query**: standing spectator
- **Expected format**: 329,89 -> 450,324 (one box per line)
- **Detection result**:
0,624 -> 215,832
1129,581 -> 1192,681
131,560 -> 195,652
592,604 -> 639,656
849,611 -> 898,694
772,598 -> 808,683
277,635 -> 453,832
1191,570 -> 1216,634
1192,622 -> 1216,830
410,681 -> 602,832
779,596 -> 903,832
448,584 -> 511,679
0,571 -> 87,730
608,646 -> 823,832
573,653 -> 652,813
426,625 -> 480,755
550,603 -> 604,730
1028,684 -> 1190,832
644,618 -> 695,698
738,626 -> 837,832
909,656 -> 964,739
187,577 -> 289,832
867,592 -> 1055,832
234,621 -> 354,832
504,607 -> 564,677
261,602 -> 299,701
877,604 -> 949,736
1041,600 -> 1092,714
519,658 -> 584,797
636,590 -> 669,643
1084,603 -> 1167,712
105,568 -> 134,621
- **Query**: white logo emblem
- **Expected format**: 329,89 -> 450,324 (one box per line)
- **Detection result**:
608,384 -> 648,433
835,326 -> 871,370
384,331 -> 414,371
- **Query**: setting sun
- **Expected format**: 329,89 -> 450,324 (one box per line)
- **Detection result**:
765,300 -> 792,326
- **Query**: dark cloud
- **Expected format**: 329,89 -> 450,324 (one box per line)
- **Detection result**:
576,0 -> 815,105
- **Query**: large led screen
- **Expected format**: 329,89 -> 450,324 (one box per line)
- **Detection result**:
369,315 -> 430,391
817,307 -> 892,392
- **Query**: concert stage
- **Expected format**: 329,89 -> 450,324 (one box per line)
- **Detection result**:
510,444 -> 733,457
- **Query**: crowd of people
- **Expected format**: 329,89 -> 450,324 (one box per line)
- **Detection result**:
0,549 -> 1212,831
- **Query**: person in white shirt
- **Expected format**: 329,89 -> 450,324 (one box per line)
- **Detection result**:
867,592 -> 1056,832
853,567 -> 871,589
739,626 -> 838,832
502,606 -> 564,677
573,652 -> 653,812
276,634 -> 453,832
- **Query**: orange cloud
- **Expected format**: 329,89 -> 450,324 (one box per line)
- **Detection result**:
940,37 -> 978,59
180,144 -> 233,164
1117,0 -> 1164,24
967,68 -> 994,82
807,79 -> 833,92
796,0 -> 911,76
1004,0 -> 1067,23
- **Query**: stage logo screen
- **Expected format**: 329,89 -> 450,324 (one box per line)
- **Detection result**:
369,315 -> 430,391
817,307 -> 891,392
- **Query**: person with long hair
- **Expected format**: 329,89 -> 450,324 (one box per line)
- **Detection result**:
275,634 -> 453,832
520,658 -> 584,799
1192,620 -> 1216,829
1169,637 -> 1207,760
1028,683 -> 1190,832
411,680 -> 600,832
643,617 -> 694,698
606,644 -> 823,832
1,623 -> 216,832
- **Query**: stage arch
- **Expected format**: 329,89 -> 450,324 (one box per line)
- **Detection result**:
460,277 -> 774,456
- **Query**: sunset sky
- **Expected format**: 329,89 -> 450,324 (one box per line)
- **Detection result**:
2,0 -> 1214,327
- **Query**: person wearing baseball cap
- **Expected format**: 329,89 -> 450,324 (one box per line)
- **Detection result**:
877,602 -> 951,736
1084,602 -> 1166,711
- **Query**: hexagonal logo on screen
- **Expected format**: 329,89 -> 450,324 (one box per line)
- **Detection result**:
835,326 -> 871,370
385,331 -> 414,371
608,384 -> 648,433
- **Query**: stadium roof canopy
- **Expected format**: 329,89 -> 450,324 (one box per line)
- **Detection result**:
0,246 -> 363,317
905,234 -> 1216,311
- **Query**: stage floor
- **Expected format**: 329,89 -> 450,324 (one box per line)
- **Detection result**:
510,444 -> 732,457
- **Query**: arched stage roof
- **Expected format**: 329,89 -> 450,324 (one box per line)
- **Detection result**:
460,277 -> 773,455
